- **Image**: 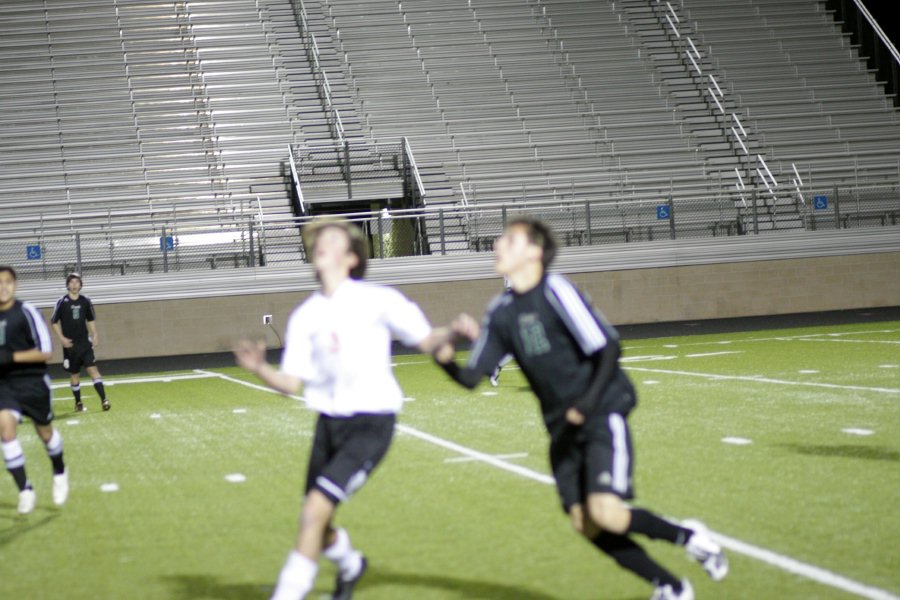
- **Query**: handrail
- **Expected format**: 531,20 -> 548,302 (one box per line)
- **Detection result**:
287,145 -> 306,214
851,0 -> 900,65
294,0 -> 345,143
402,137 -> 427,202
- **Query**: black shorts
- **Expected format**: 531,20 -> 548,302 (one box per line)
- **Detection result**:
0,375 -> 54,426
63,344 -> 96,374
550,411 -> 634,512
305,413 -> 396,505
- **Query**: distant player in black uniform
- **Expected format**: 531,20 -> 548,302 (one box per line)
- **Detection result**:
50,273 -> 109,412
0,265 -> 68,514
435,218 -> 727,600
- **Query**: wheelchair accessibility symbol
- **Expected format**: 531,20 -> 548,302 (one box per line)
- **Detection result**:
813,195 -> 828,211
26,245 -> 42,260
656,205 -> 671,220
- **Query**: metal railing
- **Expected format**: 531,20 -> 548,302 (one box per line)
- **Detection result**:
291,0 -> 346,142
3,184 -> 896,280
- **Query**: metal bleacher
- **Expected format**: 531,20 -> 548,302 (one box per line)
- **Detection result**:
1,0 -> 897,277
0,0 -> 348,272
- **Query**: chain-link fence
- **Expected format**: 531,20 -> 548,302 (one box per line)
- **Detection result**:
3,184 -> 897,280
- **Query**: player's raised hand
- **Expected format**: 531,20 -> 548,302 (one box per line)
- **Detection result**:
233,339 -> 266,373
451,313 -> 480,341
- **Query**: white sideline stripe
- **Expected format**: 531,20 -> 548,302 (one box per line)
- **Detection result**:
627,328 -> 900,350
208,369 -> 900,600
194,370 -> 304,402
50,372 -> 215,390
712,532 -> 900,600
624,367 -> 900,395
444,452 -> 528,464
795,339 -> 900,345
685,351 -> 743,358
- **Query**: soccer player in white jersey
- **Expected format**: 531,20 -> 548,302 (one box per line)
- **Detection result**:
234,219 -> 451,600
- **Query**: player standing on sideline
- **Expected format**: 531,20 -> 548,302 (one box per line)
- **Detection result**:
50,273 -> 109,412
234,219 -> 452,600
0,266 -> 68,514
434,218 -> 727,600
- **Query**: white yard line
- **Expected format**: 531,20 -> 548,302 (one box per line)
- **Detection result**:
627,328 -> 900,350
624,367 -> 900,395
205,368 -> 900,600
444,452 -> 529,464
685,351 -> 744,358
50,372 -> 217,390
793,339 -> 900,345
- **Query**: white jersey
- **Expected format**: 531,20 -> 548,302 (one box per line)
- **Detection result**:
280,279 -> 431,417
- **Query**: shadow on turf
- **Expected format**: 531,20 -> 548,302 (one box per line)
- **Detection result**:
780,443 -> 900,462
0,512 -> 60,548
163,571 -> 648,600
356,568 -> 647,600
162,575 -> 271,600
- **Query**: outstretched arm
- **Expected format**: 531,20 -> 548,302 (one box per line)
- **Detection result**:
432,313 -> 497,389
233,339 -> 302,396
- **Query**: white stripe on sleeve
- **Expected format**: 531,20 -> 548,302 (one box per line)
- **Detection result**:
547,274 -> 606,353
22,302 -> 53,353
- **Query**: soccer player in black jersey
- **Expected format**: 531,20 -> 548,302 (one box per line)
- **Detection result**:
0,266 -> 68,514
50,273 -> 109,412
435,218 -> 728,600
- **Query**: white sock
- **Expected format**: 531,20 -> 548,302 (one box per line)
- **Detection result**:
270,550 -> 317,600
323,528 -> 363,580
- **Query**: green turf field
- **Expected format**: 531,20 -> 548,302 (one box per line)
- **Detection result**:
1,321 -> 898,600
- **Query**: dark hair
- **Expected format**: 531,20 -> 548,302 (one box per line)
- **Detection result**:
0,265 -> 17,281
301,218 -> 369,279
66,272 -> 83,286
506,217 -> 558,269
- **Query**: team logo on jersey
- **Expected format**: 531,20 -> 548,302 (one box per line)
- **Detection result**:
518,313 -> 551,356
71,305 -> 81,320
0,319 -> 6,346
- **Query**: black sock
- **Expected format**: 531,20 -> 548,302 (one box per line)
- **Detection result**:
72,384 -> 81,403
592,533 -> 681,589
93,379 -> 106,401
629,508 -> 692,545
8,466 -> 31,492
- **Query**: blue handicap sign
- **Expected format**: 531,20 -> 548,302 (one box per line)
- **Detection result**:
656,205 -> 671,220
26,245 -> 42,260
813,195 -> 828,211
160,236 -> 174,251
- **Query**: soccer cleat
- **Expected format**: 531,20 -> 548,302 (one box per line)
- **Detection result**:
650,579 -> 694,600
332,556 -> 367,600
683,519 -> 729,581
101,399 -> 111,411
75,401 -> 86,412
17,488 -> 36,515
53,469 -> 69,506
489,366 -> 502,387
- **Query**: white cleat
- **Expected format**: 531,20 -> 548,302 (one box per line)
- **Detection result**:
683,519 -> 729,581
650,579 -> 694,600
53,469 -> 69,506
18,488 -> 36,514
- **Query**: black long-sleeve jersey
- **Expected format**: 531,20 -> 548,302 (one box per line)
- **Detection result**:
50,294 -> 95,346
0,300 -> 53,378
449,273 -> 635,439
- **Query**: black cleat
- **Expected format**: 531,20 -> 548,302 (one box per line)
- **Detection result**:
101,399 -> 111,411
75,401 -> 86,412
332,556 -> 367,600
